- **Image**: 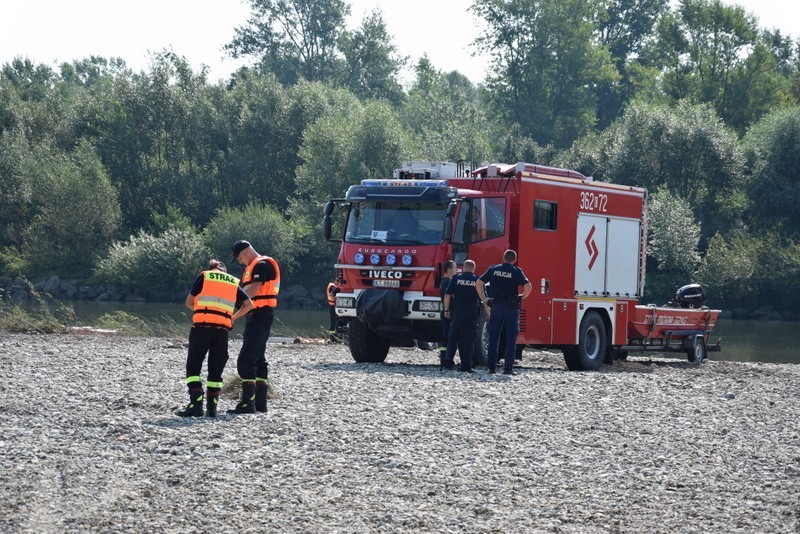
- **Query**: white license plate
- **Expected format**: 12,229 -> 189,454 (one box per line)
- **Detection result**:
373,279 -> 400,288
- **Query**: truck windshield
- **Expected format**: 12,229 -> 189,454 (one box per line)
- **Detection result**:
345,202 -> 447,245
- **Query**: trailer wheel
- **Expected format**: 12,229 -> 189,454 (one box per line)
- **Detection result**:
348,319 -> 390,363
687,337 -> 707,363
563,311 -> 607,371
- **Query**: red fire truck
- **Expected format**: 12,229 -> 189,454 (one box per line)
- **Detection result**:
323,161 -> 721,371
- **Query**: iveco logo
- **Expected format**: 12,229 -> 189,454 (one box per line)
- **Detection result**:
370,270 -> 402,279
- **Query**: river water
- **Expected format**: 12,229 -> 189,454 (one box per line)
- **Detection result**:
5,302 -> 798,365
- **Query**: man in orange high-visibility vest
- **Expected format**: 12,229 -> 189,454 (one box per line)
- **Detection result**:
229,240 -> 281,414
178,259 -> 252,417
326,275 -> 342,343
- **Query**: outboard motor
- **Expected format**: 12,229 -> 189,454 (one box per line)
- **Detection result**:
673,283 -> 706,308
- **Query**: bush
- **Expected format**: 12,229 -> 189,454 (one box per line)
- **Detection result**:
95,311 -> 148,334
202,202 -> 307,281
96,229 -> 209,299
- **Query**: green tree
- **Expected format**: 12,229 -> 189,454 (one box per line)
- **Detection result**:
603,101 -> 746,239
202,202 -> 308,283
652,0 -> 764,126
595,0 -> 668,128
742,106 -> 800,236
338,9 -> 405,104
471,0 -> 617,148
642,187 -> 702,301
226,0 -> 349,85
293,99 -> 408,281
647,187 -> 701,273
21,141 -> 121,276
694,231 -> 758,307
400,57 -> 491,162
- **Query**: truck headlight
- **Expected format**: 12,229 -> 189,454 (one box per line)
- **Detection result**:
336,296 -> 355,308
416,300 -> 442,312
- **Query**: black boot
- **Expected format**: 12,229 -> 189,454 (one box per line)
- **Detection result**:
227,381 -> 256,414
206,390 -> 219,418
255,380 -> 268,413
177,388 -> 204,417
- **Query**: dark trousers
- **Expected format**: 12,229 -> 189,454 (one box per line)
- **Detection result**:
445,310 -> 479,371
487,302 -> 519,373
329,305 -> 338,333
237,307 -> 274,380
439,315 -> 451,361
186,326 -> 229,386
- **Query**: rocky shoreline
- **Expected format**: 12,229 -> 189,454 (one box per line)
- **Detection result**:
1,331 -> 798,532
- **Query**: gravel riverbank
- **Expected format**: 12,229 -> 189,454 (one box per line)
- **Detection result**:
1,331 -> 798,533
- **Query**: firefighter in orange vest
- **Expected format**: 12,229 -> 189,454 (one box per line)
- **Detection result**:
326,275 -> 342,343
177,259 -> 253,417
229,240 -> 281,414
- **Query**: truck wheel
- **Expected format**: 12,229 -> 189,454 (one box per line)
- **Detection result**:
415,340 -> 438,351
348,319 -> 390,363
687,337 -> 706,363
563,311 -> 607,371
473,311 -> 489,367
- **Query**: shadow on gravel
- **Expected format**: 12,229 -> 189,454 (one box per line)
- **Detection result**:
150,416 -> 232,427
608,357 -> 705,374
309,361 -> 565,380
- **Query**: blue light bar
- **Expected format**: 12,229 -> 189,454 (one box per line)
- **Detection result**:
361,179 -> 448,188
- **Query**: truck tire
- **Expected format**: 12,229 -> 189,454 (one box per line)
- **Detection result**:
416,340 -> 438,351
348,319 -> 390,363
473,311 -> 489,367
687,336 -> 706,363
475,314 -> 522,366
563,311 -> 607,371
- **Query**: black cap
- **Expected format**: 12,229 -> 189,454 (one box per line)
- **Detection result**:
231,240 -> 251,263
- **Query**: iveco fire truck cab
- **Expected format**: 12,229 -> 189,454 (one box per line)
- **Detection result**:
323,161 -> 721,370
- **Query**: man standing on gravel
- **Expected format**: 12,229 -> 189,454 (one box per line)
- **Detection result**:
475,249 -> 531,375
178,259 -> 253,417
442,259 -> 481,372
438,260 -> 457,369
229,240 -> 281,414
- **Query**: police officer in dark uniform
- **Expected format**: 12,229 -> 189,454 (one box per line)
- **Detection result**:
442,259 -> 481,372
438,260 -> 457,369
476,249 -> 532,375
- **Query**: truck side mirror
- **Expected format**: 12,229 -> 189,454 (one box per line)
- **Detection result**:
443,201 -> 457,242
323,201 -> 335,241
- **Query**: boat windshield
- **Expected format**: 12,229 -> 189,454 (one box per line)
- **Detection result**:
344,202 -> 447,245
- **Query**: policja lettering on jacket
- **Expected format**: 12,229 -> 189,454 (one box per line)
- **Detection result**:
442,259 -> 481,372
476,249 -> 532,375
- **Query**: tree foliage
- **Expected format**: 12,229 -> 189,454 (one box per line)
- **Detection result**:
471,0 -> 618,148
742,106 -> 800,236
97,228 -> 208,298
202,202 -> 308,282
226,0 -> 349,85
19,141 -> 120,276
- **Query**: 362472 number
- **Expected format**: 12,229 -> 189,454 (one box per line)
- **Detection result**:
580,192 -> 608,213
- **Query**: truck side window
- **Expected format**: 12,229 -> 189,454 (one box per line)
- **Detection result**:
534,200 -> 557,231
471,198 -> 506,242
